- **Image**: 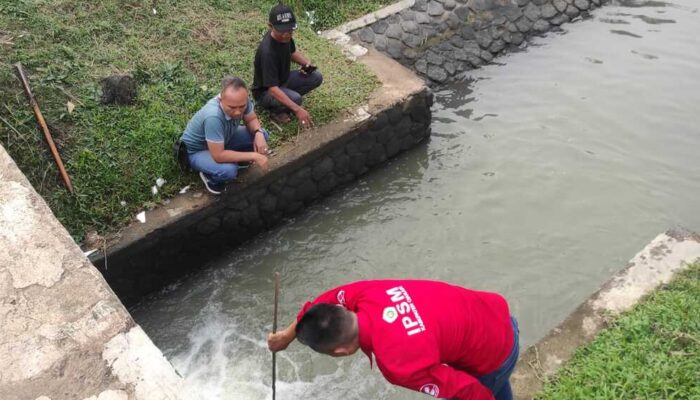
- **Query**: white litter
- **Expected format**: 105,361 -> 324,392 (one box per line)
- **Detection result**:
136,211 -> 146,223
83,249 -> 98,257
152,8 -> 157,15
151,185 -> 158,195
156,177 -> 166,187
179,185 -> 191,194
120,200 -> 126,206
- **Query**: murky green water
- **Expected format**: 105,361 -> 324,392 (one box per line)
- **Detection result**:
132,1 -> 700,398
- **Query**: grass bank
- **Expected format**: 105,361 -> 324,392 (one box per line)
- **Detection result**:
0,0 -> 393,241
537,261 -> 700,400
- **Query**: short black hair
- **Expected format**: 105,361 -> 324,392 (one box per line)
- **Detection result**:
296,304 -> 356,353
221,76 -> 247,92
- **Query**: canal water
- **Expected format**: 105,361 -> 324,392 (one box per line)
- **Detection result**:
132,1 -> 700,398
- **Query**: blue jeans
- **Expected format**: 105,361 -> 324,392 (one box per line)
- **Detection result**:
478,317 -> 520,400
187,126 -> 269,184
256,70 -> 323,114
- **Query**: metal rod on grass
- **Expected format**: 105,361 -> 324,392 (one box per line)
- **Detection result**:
14,62 -> 74,194
272,271 -> 280,400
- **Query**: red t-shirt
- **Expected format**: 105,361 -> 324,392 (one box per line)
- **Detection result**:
296,280 -> 514,400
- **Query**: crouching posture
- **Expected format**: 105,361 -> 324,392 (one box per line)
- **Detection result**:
268,280 -> 520,400
180,76 -> 270,194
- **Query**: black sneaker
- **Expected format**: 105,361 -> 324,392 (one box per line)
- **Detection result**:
199,172 -> 224,195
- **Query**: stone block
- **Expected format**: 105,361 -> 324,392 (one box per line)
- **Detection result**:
294,181 -> 317,203
357,130 -> 378,152
427,65 -> 448,82
444,61 -> 457,76
318,173 -> 339,194
415,58 -> 429,74
450,35 -> 466,48
541,3 -> 558,18
414,0 -> 429,11
446,13 -> 461,29
358,28 -> 375,43
511,32 -> 525,45
367,145 -> 388,166
523,2 -> 541,20
428,2 -> 445,16
443,0 -> 457,10
196,216 -> 221,236
489,24 -> 505,39
403,48 -> 419,60
222,210 -> 241,230
499,5 -> 520,22
386,138 -> 402,158
401,10 -> 416,21
427,51 -> 445,65
488,39 -> 505,53
373,20 -> 390,34
574,0 -> 590,10
312,157 -> 334,181
475,29 -> 493,48
227,197 -> 249,211
349,154 -> 369,175
565,4 -> 580,17
375,35 -> 389,51
455,5 -> 470,20
515,16 -> 533,32
259,193 -> 277,213
532,0 -> 548,5
387,39 -> 404,59
386,24 -> 403,39
533,19 -> 551,32
287,166 -> 311,187
550,13 -> 570,25
401,20 -> 420,34
506,21 -> 519,32
467,0 -> 496,11
334,153 -> 351,176
515,0 -> 530,5
460,25 -> 476,39
416,12 -> 433,24
403,33 -> 423,48
554,0 -> 568,12
480,50 -> 494,62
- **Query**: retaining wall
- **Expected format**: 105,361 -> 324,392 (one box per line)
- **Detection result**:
343,0 -> 607,82
91,50 -> 433,307
0,146 -> 183,400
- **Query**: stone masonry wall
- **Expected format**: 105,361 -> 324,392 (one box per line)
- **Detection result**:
93,89 -> 433,307
349,0 -> 607,83
0,145 -> 183,400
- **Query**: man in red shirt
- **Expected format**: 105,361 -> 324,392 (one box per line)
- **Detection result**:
268,280 -> 520,400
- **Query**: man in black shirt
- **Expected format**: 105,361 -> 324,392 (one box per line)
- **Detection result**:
252,4 -> 323,127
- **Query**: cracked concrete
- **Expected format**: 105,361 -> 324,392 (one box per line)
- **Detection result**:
0,145 -> 183,400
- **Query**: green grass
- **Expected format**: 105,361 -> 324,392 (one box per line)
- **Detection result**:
0,0 -> 389,240
537,261 -> 700,400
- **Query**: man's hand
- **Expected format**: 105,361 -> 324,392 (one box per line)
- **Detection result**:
294,107 -> 313,128
253,130 -> 268,155
252,152 -> 269,171
268,330 -> 294,352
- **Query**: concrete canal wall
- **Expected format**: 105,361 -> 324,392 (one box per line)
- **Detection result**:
338,0 -> 607,83
0,146 -> 183,400
90,50 -> 433,307
511,230 -> 700,399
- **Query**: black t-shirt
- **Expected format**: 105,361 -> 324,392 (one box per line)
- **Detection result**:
252,31 -> 296,100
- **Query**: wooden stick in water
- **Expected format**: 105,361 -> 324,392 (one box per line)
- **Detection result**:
14,62 -> 74,194
272,271 -> 280,400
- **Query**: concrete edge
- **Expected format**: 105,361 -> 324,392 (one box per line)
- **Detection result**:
511,230 -> 700,399
333,0 -> 415,34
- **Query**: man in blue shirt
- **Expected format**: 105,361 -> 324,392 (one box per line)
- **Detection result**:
181,76 -> 270,194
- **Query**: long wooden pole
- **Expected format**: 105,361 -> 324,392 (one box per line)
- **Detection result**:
14,62 -> 74,194
272,271 -> 280,400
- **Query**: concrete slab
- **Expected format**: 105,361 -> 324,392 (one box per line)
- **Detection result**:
0,145 -> 183,400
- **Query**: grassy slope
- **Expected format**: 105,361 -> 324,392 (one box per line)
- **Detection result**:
537,262 -> 700,400
0,0 -> 393,240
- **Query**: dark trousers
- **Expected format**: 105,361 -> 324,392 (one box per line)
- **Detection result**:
478,317 -> 520,400
257,70 -> 323,114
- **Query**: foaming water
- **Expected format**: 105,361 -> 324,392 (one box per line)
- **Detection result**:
133,1 -> 700,398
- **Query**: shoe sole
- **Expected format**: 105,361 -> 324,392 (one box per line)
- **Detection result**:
199,172 -> 222,195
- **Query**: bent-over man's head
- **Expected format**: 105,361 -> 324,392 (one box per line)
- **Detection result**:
296,304 -> 360,357
219,76 -> 248,119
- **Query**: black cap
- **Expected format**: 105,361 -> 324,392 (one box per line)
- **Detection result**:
269,4 -> 297,32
